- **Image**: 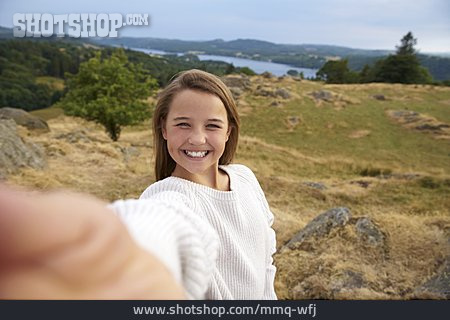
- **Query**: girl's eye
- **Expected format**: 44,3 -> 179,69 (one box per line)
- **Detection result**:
207,124 -> 221,129
176,123 -> 190,127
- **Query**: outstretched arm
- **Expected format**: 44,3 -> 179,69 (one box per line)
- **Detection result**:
0,185 -> 185,299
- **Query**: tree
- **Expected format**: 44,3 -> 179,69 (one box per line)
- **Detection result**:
237,66 -> 256,76
287,69 -> 299,77
373,32 -> 432,84
374,54 -> 432,84
59,49 -> 157,141
225,63 -> 235,74
359,64 -> 372,83
316,59 -> 359,84
396,31 -> 417,55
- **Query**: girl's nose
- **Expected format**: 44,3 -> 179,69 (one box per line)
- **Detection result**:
188,130 -> 206,145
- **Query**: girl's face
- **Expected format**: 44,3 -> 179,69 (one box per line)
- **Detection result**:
162,89 -> 230,179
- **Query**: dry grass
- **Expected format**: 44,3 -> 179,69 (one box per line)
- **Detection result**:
275,212 -> 448,299
7,116 -> 154,200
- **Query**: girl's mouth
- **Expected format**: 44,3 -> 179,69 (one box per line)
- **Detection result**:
183,150 -> 210,158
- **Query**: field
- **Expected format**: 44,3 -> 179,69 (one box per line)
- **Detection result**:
7,75 -> 450,299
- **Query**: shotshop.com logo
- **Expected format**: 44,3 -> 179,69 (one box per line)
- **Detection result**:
13,13 -> 149,37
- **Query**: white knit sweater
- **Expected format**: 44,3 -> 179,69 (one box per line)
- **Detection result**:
110,164 -> 277,300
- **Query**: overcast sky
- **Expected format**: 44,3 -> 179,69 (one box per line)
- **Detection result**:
1,0 -> 449,53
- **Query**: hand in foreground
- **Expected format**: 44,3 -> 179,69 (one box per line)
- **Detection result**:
0,185 -> 185,299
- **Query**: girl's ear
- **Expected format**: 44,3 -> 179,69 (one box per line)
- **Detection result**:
161,119 -> 167,140
226,126 -> 231,142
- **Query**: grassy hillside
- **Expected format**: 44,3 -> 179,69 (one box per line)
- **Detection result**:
240,79 -> 450,174
6,76 -> 450,299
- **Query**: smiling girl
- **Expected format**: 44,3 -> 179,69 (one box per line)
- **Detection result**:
137,69 -> 278,299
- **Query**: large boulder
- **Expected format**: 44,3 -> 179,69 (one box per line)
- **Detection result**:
0,119 -> 46,178
284,207 -> 351,249
0,107 -> 50,132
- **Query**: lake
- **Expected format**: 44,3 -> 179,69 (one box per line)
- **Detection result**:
131,47 -> 318,78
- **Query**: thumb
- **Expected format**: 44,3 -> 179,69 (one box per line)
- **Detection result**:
0,184 -> 103,266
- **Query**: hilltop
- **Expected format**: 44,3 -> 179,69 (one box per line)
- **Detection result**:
2,74 -> 450,299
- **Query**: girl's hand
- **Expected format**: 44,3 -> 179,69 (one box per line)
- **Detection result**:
0,185 -> 185,299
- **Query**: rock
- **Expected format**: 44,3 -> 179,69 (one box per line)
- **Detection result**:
350,180 -> 371,188
386,110 -> 450,139
291,276 -> 330,299
55,129 -> 91,143
120,146 -> 140,162
275,88 -> 291,99
284,207 -> 351,249
388,110 -> 422,125
229,87 -> 243,99
310,90 -> 334,102
221,75 -> 251,90
0,107 -> 50,132
0,119 -> 46,176
331,270 -> 366,293
287,116 -> 300,127
373,94 -> 386,101
414,256 -> 450,299
390,110 -> 419,120
261,71 -> 274,79
308,189 -> 327,201
303,182 -> 327,190
415,123 -> 450,131
270,100 -> 281,107
355,217 -> 385,247
255,87 -> 275,97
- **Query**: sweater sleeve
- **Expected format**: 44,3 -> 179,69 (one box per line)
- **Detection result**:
108,198 -> 218,300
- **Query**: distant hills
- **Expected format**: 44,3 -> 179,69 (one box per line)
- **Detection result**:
93,37 -> 389,69
1,26 -> 449,80
96,37 -> 393,57
92,37 -> 450,81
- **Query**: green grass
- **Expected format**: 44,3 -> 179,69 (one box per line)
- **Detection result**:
240,81 -> 450,177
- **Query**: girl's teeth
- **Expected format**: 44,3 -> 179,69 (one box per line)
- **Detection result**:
185,150 -> 208,158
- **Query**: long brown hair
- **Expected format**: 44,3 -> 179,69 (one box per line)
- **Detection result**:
153,69 -> 240,181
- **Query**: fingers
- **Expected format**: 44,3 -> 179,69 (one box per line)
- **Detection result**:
0,184 -> 186,299
0,186 -> 105,265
